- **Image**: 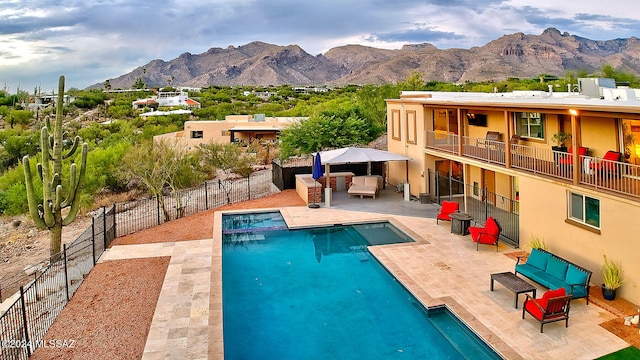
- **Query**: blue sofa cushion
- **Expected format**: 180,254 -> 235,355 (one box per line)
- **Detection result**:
526,249 -> 550,270
516,264 -> 542,279
565,265 -> 588,286
546,257 -> 569,280
531,271 -> 555,288
569,285 -> 588,299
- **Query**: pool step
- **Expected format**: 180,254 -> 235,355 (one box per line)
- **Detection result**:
227,233 -> 266,242
349,245 -> 369,262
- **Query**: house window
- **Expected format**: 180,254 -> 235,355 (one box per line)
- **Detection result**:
190,130 -> 203,139
514,112 -> 545,139
568,192 -> 600,228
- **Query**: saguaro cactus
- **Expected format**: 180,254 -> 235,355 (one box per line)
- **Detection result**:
23,75 -> 88,258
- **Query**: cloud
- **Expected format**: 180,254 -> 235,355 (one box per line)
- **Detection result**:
1,0 -> 638,90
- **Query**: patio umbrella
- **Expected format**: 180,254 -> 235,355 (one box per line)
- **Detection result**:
309,153 -> 323,208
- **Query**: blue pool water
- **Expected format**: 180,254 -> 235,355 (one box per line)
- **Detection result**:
222,212 -> 501,360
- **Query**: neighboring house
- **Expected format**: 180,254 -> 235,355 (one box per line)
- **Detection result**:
132,91 -> 200,109
153,114 -> 305,151
385,78 -> 640,304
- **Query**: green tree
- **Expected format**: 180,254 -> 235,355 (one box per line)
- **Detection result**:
198,142 -> 255,178
400,71 -> 426,91
198,142 -> 255,204
278,111 -> 373,159
133,77 -> 146,89
119,140 -> 204,220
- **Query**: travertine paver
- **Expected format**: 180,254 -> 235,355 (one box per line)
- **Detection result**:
107,189 -> 630,359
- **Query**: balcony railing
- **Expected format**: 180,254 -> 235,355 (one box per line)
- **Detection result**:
425,130 -> 458,154
424,131 -> 640,199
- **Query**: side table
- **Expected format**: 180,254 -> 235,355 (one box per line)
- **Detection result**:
449,212 -> 473,235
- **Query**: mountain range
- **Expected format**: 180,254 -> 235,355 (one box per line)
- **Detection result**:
98,28 -> 640,89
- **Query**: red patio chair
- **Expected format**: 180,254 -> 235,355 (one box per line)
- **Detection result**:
522,288 -> 573,333
468,216 -> 501,251
558,146 -> 588,166
589,150 -> 622,175
436,201 -> 459,224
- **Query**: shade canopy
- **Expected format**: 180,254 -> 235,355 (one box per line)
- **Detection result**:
317,147 -> 411,165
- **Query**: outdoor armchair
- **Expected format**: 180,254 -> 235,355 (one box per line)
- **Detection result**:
468,216 -> 501,251
522,288 -> 572,333
436,201 -> 459,224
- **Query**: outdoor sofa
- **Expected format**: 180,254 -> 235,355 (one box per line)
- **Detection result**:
515,248 -> 592,304
348,176 -> 379,199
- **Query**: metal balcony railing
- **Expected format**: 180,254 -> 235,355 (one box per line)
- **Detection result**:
424,131 -> 640,200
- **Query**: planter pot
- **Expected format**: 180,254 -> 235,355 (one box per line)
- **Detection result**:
601,285 -> 617,301
552,146 -> 567,165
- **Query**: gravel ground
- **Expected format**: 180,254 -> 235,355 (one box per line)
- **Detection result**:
29,190 -> 305,359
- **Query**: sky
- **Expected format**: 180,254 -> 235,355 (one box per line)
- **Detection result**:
1,0 -> 639,92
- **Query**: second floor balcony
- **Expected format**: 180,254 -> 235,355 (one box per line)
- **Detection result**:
426,130 -> 640,200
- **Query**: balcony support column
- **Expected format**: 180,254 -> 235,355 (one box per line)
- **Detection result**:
571,112 -> 581,185
505,110 -> 512,168
457,108 -> 463,156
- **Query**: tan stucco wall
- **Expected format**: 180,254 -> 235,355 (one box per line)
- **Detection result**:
519,176 -> 640,304
580,116 -> 618,157
386,102 -> 425,193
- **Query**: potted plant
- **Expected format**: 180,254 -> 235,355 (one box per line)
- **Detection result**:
601,255 -> 624,300
528,234 -> 548,250
551,132 -> 571,152
622,123 -> 636,162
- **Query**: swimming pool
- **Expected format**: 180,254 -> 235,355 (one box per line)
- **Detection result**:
222,211 -> 501,359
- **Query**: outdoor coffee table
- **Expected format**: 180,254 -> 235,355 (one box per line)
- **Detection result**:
490,272 -> 536,309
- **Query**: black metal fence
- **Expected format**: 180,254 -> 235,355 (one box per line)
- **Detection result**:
0,206 -> 115,359
114,169 -> 272,237
0,169 -> 273,359
430,170 -> 520,247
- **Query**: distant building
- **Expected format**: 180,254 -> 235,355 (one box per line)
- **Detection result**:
153,114 -> 306,151
132,91 -> 200,109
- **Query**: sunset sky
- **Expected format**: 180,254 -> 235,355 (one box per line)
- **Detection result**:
1,0 -> 639,91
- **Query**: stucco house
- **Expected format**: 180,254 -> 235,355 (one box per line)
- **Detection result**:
153,114 -> 305,151
132,91 -> 200,109
385,78 -> 640,304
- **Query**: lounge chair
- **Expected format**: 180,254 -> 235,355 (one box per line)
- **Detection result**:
589,150 -> 622,176
348,176 -> 379,199
522,288 -> 572,333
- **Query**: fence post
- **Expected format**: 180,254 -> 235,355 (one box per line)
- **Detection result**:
102,206 -> 107,249
91,216 -> 96,265
435,171 -> 440,203
63,244 -> 70,302
484,187 -> 489,221
19,286 -> 32,356
110,205 -> 116,243
205,181 -> 209,210
247,175 -> 251,200
156,195 -> 161,226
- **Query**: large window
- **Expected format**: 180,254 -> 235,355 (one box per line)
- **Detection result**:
568,192 -> 600,229
514,112 -> 544,139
